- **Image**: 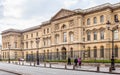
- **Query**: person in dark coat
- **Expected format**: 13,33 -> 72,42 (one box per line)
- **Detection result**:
67,57 -> 71,65
74,58 -> 78,66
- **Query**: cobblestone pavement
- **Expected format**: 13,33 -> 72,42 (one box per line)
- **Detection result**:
0,62 -> 117,75
0,71 -> 17,75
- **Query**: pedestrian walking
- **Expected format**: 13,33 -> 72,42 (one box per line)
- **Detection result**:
78,57 -> 81,67
74,58 -> 78,66
67,57 -> 71,65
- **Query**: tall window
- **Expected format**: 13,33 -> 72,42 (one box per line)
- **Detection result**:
94,32 -> 97,40
87,32 -> 91,41
47,28 -> 49,33
31,41 -> 33,48
114,30 -> 118,40
63,32 -> 67,42
94,46 -> 97,58
48,38 -> 51,46
26,42 -> 28,48
55,35 -> 59,44
87,18 -> 90,25
70,32 -> 74,42
114,14 -> 118,22
36,32 -> 38,36
100,46 -> 104,57
115,45 -> 118,57
44,29 -> 45,34
14,42 -> 17,48
26,35 -> 28,39
100,15 -> 104,23
93,17 -> 97,24
100,31 -> 104,40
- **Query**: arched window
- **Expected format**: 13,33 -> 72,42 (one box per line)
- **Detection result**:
100,30 -> 104,40
70,48 -> 73,58
93,31 -> 97,40
87,47 -> 90,57
69,32 -> 74,42
100,46 -> 104,57
115,45 -> 118,57
93,17 -> 97,24
94,46 -> 97,58
87,32 -> 91,41
87,18 -> 90,25
100,15 -> 104,23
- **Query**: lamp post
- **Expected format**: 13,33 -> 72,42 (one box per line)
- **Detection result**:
36,38 -> 40,65
8,44 -> 11,63
106,20 -> 119,70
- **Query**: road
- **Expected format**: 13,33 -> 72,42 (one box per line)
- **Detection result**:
0,62 -> 117,75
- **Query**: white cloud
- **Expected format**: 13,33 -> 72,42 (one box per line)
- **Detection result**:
63,0 -> 79,8
3,0 -> 25,18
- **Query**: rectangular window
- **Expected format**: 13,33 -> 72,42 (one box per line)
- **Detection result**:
36,32 -> 38,36
63,32 -> 67,42
114,30 -> 118,40
47,28 -> 49,33
14,42 -> 17,48
94,32 -> 97,40
26,35 -> 28,39
114,15 -> 118,22
100,31 -> 104,40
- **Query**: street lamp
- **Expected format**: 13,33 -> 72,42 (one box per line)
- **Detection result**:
106,19 -> 119,70
8,44 -> 11,63
36,37 -> 40,65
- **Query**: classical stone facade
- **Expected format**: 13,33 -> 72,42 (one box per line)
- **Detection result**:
1,3 -> 120,61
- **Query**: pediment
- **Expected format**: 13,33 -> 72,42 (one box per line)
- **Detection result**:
51,9 -> 76,21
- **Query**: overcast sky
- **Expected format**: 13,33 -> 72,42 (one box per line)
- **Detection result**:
0,0 -> 120,44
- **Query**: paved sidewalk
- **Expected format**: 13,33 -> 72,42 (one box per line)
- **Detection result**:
21,62 -> 120,74
0,62 -> 117,75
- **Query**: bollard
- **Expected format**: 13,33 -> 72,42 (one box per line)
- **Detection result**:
34,62 -> 36,66
73,65 -> 75,70
19,61 -> 20,65
49,63 -> 51,68
65,64 -> 67,69
30,62 -> 32,66
109,67 -> 112,73
97,66 -> 99,72
22,61 -> 24,65
44,63 -> 46,67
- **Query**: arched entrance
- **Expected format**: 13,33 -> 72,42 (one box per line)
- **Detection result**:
61,47 -> 66,60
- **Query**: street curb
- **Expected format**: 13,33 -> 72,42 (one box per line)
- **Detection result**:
0,69 -> 24,75
18,64 -> 120,74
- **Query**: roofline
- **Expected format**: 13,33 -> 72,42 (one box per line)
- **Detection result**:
1,2 -> 120,34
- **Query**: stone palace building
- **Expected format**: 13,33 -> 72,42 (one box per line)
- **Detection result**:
1,2 -> 120,61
